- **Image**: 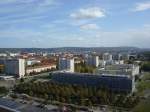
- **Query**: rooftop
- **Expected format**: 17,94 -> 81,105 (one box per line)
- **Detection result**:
52,71 -> 130,78
0,98 -> 58,112
27,64 -> 56,70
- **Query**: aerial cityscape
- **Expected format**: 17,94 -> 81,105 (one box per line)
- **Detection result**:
0,0 -> 150,112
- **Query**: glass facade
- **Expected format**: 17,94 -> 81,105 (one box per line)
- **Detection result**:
52,72 -> 133,93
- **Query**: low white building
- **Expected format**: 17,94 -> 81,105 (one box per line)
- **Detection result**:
0,53 -> 7,57
97,64 -> 139,76
114,60 -> 124,64
26,65 -> 56,74
26,59 -> 41,66
0,76 -> 15,88
99,60 -> 106,67
9,53 -> 20,57
99,60 -> 124,67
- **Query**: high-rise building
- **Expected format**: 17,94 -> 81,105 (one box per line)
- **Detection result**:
59,57 -> 74,72
86,55 -> 99,67
103,53 -> 112,61
0,59 -> 25,78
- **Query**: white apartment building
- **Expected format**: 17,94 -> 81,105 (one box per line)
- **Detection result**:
26,64 -> 56,74
103,53 -> 113,61
1,59 -> 25,78
59,57 -> 74,72
86,55 -> 99,67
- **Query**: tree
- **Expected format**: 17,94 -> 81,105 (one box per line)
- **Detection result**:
29,91 -> 33,96
20,78 -> 24,83
0,87 -> 8,95
87,100 -> 92,107
141,62 -> 150,71
14,80 -> 138,108
44,93 -> 48,100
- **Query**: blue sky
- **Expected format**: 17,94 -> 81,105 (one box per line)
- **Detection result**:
0,0 -> 150,48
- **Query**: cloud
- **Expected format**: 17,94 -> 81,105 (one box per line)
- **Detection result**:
94,27 -> 150,47
0,24 -> 150,48
133,1 -> 150,11
0,0 -> 57,16
0,0 -> 58,26
80,23 -> 100,30
70,7 -> 105,19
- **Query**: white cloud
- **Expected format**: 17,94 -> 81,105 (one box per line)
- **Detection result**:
70,7 -> 105,19
133,1 -> 150,11
144,24 -> 150,28
32,38 -> 42,44
0,0 -> 58,25
94,27 -> 150,47
0,0 -> 57,14
80,23 -> 100,30
0,25 -> 150,48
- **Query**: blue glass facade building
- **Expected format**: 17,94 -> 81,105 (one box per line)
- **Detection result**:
52,72 -> 134,93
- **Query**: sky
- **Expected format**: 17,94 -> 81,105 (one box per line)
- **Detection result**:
0,0 -> 150,48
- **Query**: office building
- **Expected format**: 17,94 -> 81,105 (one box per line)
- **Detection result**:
97,64 -> 139,76
52,72 -> 135,93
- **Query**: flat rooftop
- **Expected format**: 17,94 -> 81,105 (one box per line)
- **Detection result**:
104,64 -> 134,70
52,71 -> 130,78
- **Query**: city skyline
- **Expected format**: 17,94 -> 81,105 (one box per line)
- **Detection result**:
0,0 -> 150,48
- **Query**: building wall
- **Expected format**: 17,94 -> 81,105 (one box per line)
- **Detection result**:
0,65 -> 4,73
103,53 -> 112,61
132,65 -> 140,76
0,79 -> 15,88
59,58 -> 74,72
0,59 -> 25,78
0,53 -> 7,57
19,59 -> 25,77
86,56 -> 99,67
59,58 -> 67,70
26,65 -> 56,74
69,59 -> 74,72
52,72 -> 134,93
26,60 -> 41,66
5,59 -> 19,76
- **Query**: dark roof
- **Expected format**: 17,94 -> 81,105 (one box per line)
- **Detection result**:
0,98 -> 57,112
